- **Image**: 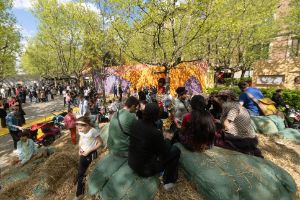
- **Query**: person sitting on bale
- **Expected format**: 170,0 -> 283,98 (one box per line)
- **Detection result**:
180,95 -> 216,151
215,90 -> 263,158
238,82 -> 264,116
107,96 -> 139,157
75,116 -> 103,200
128,103 -> 181,191
174,87 -> 190,125
13,130 -> 50,167
15,130 -> 38,166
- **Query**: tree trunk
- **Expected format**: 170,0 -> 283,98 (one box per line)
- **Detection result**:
54,77 -> 57,88
100,76 -> 107,112
165,67 -> 170,93
241,69 -> 246,78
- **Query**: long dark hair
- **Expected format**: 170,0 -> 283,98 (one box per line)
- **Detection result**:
190,95 -> 216,150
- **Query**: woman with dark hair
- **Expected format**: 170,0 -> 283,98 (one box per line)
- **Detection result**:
215,90 -> 263,158
75,116 -> 103,200
136,100 -> 148,120
180,95 -> 216,151
128,103 -> 181,191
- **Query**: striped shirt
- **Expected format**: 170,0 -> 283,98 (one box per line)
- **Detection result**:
221,102 -> 255,138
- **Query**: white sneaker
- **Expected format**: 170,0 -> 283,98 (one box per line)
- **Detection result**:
163,183 -> 175,191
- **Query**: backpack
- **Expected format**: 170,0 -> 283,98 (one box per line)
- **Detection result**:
246,92 -> 277,116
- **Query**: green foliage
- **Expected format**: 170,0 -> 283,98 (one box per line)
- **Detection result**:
288,0 -> 300,37
0,0 -> 21,81
207,87 -> 300,110
261,88 -> 300,110
222,77 -> 252,86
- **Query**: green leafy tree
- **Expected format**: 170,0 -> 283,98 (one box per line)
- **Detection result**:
201,0 -> 279,77
23,0 -> 104,83
96,0 -> 219,90
0,0 -> 21,82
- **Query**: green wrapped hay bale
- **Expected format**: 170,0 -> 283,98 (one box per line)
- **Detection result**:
267,115 -> 286,131
175,143 -> 297,200
88,154 -> 127,195
88,153 -> 159,200
32,177 -> 50,197
1,158 -> 45,186
100,123 -> 109,146
278,128 -> 300,143
251,116 -> 279,134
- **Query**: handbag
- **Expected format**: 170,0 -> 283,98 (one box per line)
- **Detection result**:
246,92 -> 277,115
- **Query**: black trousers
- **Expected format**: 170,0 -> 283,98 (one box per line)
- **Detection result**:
9,130 -> 20,149
76,151 -> 97,197
133,146 -> 181,184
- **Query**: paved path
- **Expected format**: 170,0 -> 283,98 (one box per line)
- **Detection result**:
0,96 -> 65,171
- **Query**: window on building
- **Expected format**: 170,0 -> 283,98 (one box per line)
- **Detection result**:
291,37 -> 300,57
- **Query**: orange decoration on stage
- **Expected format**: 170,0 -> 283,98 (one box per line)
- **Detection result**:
108,61 -> 209,95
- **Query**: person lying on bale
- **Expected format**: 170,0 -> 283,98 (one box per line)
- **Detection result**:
107,96 -> 139,157
75,116 -> 103,200
180,95 -> 216,151
215,90 -> 263,158
128,103 -> 181,191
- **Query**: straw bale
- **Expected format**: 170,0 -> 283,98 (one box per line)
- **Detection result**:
154,169 -> 203,200
1,127 -> 299,200
258,134 -> 300,199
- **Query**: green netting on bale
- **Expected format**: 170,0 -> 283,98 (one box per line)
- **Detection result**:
278,128 -> 300,143
175,143 -> 297,200
32,177 -> 50,197
251,116 -> 279,134
88,154 -> 127,195
2,158 -> 45,186
88,153 -> 159,200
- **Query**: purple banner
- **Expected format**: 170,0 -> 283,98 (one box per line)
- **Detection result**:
185,76 -> 202,95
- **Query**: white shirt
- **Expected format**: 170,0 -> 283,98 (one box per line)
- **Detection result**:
84,89 -> 89,97
79,128 -> 100,153
79,99 -> 90,116
0,88 -> 5,98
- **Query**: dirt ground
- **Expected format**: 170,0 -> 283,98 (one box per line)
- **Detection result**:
0,132 -> 299,200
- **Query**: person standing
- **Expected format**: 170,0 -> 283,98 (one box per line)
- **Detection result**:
0,86 -> 6,99
64,108 -> 77,145
113,83 -> 118,97
238,82 -> 264,116
0,98 -> 7,128
74,116 -> 103,200
78,94 -> 90,117
118,84 -> 123,101
6,105 -> 23,149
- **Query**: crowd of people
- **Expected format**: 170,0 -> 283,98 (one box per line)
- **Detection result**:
4,80 -> 292,200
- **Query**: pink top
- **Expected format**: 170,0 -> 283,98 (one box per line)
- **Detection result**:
64,113 -> 76,129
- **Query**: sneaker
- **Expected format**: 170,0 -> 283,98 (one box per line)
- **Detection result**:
73,195 -> 83,200
163,183 -> 175,191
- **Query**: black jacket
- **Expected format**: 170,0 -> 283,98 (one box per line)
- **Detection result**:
128,119 -> 171,176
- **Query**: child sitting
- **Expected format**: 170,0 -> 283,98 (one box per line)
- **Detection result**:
15,130 -> 38,166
